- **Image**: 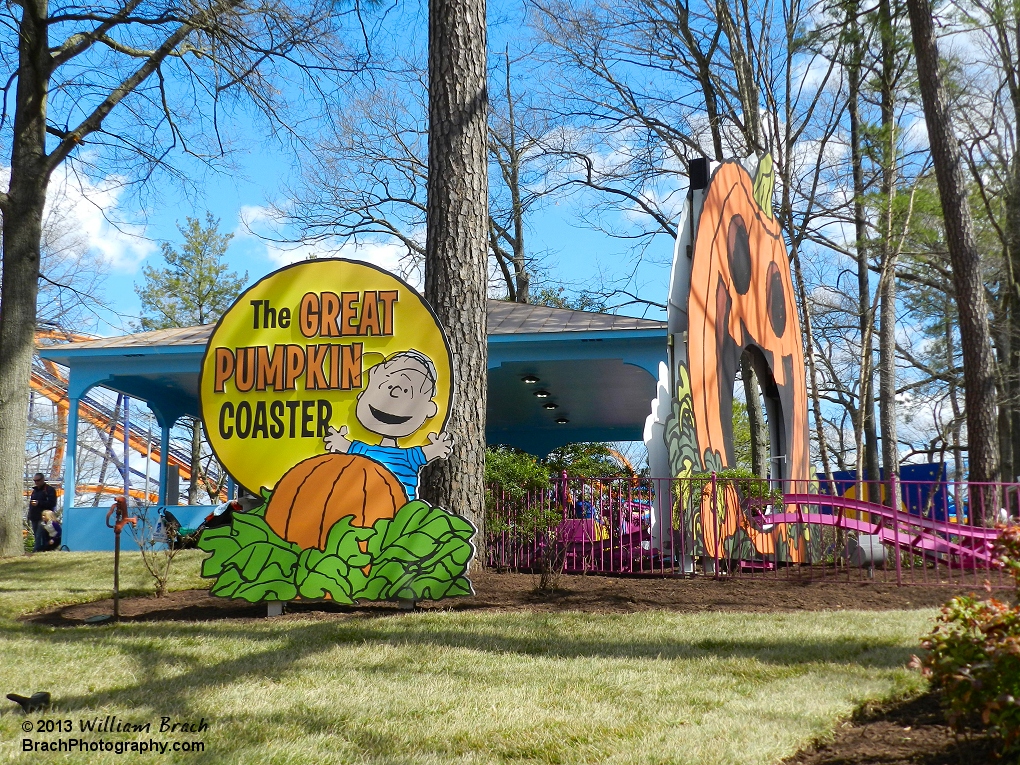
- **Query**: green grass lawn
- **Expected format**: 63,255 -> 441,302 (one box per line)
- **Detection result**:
0,550 -> 210,620
0,553 -> 933,764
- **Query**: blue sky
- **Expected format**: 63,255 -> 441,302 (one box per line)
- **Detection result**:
73,150 -> 675,336
44,0 -> 678,337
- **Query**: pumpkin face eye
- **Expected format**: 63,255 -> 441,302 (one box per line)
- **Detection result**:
727,215 -> 751,295
766,261 -> 786,338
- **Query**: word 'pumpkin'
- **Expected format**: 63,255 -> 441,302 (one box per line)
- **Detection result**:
264,453 -> 407,550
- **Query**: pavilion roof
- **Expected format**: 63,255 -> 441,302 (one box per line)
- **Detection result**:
50,300 -> 666,351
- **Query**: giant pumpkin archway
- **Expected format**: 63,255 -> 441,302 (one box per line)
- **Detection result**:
650,157 -> 811,562
687,160 -> 808,484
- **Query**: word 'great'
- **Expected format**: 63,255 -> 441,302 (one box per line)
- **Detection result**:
250,290 -> 398,337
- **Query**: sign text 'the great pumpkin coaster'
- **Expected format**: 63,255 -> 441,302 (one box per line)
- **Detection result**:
196,259 -> 476,604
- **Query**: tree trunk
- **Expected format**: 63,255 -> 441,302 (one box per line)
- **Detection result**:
991,0 -> 1020,483
878,266 -> 898,483
847,16 -> 880,483
877,0 -> 899,491
906,0 -> 1000,484
673,5 -> 724,161
1011,321 -> 1020,482
421,0 -> 488,541
740,353 -> 768,477
777,129 -> 835,488
716,0 -> 761,152
946,297 -> 964,486
790,244 -> 836,486
189,418 -> 202,504
0,0 -> 52,556
1008,111 -> 1020,482
993,319 -> 1013,477
504,52 -> 529,304
1010,217 -> 1020,485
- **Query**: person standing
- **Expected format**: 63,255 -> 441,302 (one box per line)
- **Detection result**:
28,474 -> 57,553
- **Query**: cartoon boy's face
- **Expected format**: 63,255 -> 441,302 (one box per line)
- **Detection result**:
356,355 -> 438,439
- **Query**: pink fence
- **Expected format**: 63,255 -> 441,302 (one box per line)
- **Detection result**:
484,474 -> 1015,587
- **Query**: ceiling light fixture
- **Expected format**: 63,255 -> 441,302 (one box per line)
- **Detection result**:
521,375 -> 540,384
555,417 -> 570,424
533,390 -> 550,398
543,402 -> 558,410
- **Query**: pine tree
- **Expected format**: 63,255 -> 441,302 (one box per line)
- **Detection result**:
135,214 -> 246,331
135,213 -> 247,502
906,0 -> 1000,486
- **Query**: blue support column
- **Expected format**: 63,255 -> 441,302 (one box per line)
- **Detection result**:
149,405 -> 183,509
62,395 -> 79,514
123,397 -> 131,501
158,421 -> 171,506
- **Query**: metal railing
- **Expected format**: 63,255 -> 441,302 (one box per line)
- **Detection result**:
484,474 -> 1013,587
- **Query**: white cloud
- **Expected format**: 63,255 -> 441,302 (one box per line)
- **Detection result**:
0,163 -> 156,272
237,203 -> 421,287
43,165 -> 156,271
238,203 -> 273,229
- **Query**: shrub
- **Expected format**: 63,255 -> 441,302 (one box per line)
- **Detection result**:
485,446 -> 550,502
995,524 -> 1020,590
917,524 -> 1020,753
130,509 -> 183,597
484,446 -> 550,541
484,447 -> 570,588
526,499 -> 570,592
484,443 -> 631,588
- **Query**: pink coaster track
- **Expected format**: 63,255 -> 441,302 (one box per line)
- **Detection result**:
751,493 -> 999,565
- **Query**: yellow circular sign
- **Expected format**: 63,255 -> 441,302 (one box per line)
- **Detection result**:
200,259 -> 453,493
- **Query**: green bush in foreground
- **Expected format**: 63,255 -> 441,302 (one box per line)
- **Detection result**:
917,524 -> 1020,753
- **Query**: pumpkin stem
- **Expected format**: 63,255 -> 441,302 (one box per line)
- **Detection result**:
752,153 -> 775,219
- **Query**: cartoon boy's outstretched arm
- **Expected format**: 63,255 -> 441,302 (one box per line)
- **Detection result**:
325,425 -> 454,464
421,431 -> 454,462
324,425 -> 352,454
322,350 -> 452,502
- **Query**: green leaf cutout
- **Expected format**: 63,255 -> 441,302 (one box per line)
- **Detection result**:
198,496 -> 476,604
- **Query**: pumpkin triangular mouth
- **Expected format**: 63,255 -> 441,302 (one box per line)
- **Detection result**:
369,405 -> 413,425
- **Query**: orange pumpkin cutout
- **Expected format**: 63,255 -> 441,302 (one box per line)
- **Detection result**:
686,160 -> 810,561
264,453 -> 408,550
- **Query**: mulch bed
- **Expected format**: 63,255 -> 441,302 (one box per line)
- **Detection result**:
23,569 -> 993,626
783,692 -> 1000,764
22,570 -> 1007,764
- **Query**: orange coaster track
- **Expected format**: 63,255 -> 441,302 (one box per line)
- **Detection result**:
31,331 -> 193,486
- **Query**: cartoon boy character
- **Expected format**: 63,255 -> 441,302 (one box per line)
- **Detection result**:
324,349 -> 453,500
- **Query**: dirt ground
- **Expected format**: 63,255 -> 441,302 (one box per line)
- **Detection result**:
783,693 -> 998,765
24,570 -> 1005,764
24,569 -> 995,626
